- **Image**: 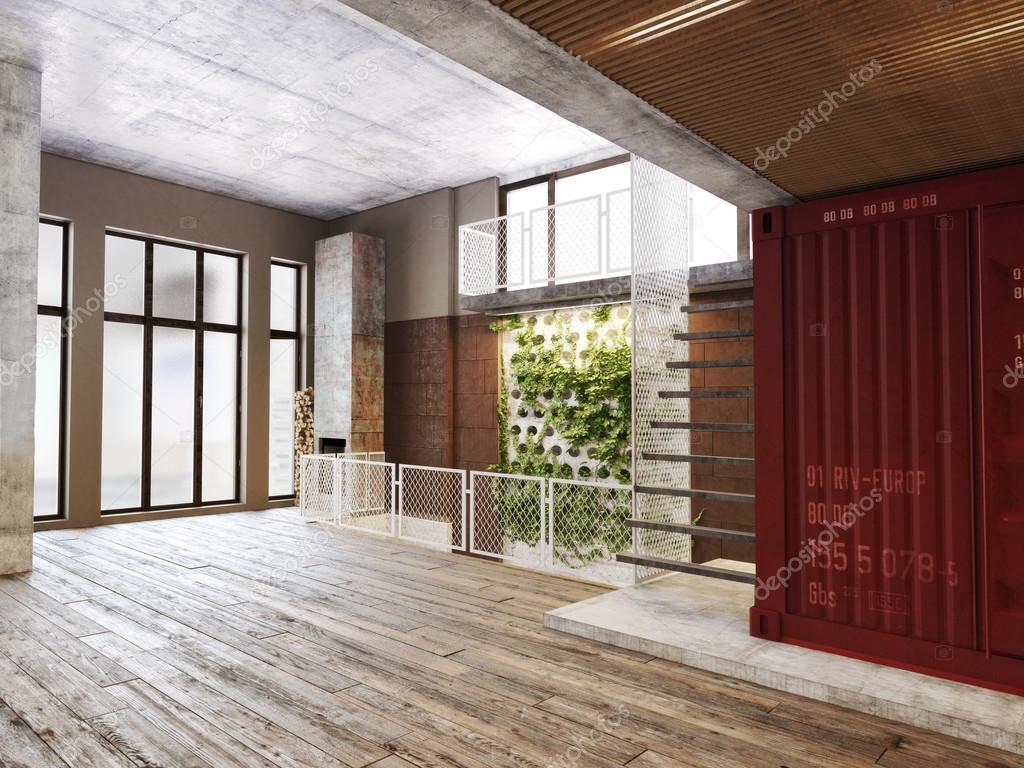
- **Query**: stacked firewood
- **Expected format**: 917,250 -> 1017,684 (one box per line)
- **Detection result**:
294,387 -> 314,502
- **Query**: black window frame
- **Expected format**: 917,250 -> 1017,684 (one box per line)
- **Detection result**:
34,218 -> 70,522
269,260 -> 302,500
101,232 -> 243,515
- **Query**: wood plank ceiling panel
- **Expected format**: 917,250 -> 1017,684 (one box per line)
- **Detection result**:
493,0 -> 1024,200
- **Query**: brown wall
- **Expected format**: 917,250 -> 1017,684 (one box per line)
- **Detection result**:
328,189 -> 454,323
327,177 -> 499,323
38,153 -> 326,529
688,286 -> 755,564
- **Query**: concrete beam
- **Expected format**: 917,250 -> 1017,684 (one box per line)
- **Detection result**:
460,261 -> 753,314
337,0 -> 798,210
0,58 -> 41,574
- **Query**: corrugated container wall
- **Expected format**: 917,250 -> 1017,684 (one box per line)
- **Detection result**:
751,163 -> 1024,694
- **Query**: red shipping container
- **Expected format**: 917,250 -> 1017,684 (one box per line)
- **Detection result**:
751,162 -> 1024,694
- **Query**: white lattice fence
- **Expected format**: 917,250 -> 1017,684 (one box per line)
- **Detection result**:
398,465 -> 467,551
299,454 -> 339,522
338,459 -> 396,536
469,471 -> 545,567
300,458 -> 635,586
548,478 -> 635,587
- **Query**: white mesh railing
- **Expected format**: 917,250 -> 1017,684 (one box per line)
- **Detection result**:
631,154 -> 693,581
469,471 -> 545,568
549,478 -> 635,587
398,464 -> 467,551
300,457 -> 633,586
458,213 -> 526,294
459,187 -> 631,295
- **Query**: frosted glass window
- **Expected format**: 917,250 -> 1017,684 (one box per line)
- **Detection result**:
269,339 -> 297,497
33,316 -> 62,518
153,243 -> 196,320
105,235 -> 146,315
103,234 -> 240,513
506,182 -> 547,218
202,331 -> 237,502
38,222 -> 64,307
151,327 -> 195,507
270,263 -> 297,332
101,323 -> 144,510
204,253 -> 238,325
690,184 -> 738,266
555,161 -> 631,205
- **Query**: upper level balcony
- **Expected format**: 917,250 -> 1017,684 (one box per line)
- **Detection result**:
459,163 -> 632,297
458,155 -> 749,309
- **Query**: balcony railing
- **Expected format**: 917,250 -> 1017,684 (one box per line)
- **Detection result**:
300,455 -> 636,587
459,186 -> 632,295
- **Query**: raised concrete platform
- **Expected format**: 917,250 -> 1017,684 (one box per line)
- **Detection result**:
544,570 -> 1024,755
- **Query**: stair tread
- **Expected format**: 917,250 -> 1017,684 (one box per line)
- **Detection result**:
642,452 -> 754,466
680,300 -> 753,314
674,329 -> 753,341
659,389 -> 751,398
650,421 -> 754,432
626,518 -> 756,542
666,359 -> 753,369
635,485 -> 756,503
616,553 -> 757,584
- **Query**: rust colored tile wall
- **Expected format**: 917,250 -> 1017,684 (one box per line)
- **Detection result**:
688,287 -> 755,565
384,317 -> 454,467
454,314 -> 499,472
383,314 -> 499,471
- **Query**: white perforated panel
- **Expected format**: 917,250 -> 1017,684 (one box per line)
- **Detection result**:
631,155 -> 693,580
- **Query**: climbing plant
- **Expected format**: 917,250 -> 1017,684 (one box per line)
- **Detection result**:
491,305 -> 632,484
488,306 -> 633,566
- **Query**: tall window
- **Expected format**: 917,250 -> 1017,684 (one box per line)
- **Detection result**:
269,262 -> 301,499
101,233 -> 241,513
34,220 -> 69,520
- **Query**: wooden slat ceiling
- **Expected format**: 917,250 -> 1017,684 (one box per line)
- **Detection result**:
493,0 -> 1024,201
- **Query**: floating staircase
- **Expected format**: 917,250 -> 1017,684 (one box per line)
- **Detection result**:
619,298 -> 755,585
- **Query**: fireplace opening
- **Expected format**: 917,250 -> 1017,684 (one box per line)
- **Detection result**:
318,437 -> 347,454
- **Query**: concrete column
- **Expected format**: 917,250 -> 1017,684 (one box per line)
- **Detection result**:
737,208 -> 751,260
314,233 -> 385,453
0,60 -> 41,574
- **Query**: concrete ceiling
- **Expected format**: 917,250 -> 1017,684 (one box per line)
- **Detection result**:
0,0 -> 619,219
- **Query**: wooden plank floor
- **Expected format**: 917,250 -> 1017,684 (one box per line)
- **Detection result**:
1,509 -> 1020,768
